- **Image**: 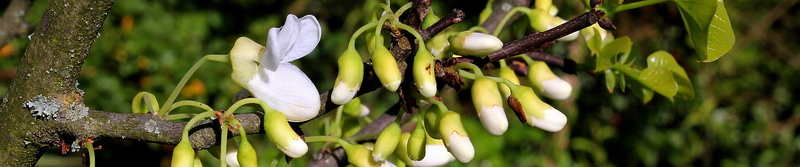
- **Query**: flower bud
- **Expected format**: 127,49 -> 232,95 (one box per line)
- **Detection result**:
498,60 -> 521,98
223,139 -> 240,167
528,61 -> 572,100
411,143 -> 456,167
525,8 -> 552,32
372,45 -> 402,92
229,37 -> 264,88
424,105 -> 444,139
237,138 -> 258,167
548,5 -> 559,16
372,123 -> 401,161
422,10 -> 440,29
438,112 -> 474,163
407,124 -> 427,161
345,145 -> 375,167
413,49 -> 438,98
171,139 -> 195,167
365,32 -> 384,54
450,31 -> 503,57
535,0 -> 552,11
265,110 -> 308,158
551,17 -> 579,41
426,33 -> 451,59
395,133 -> 413,164
510,86 -> 567,132
194,155 -> 203,167
472,77 -> 509,136
342,97 -> 369,118
332,49 -> 364,105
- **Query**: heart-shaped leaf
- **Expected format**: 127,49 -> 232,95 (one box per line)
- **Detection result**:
646,51 -> 694,100
596,36 -> 632,71
675,0 -> 735,62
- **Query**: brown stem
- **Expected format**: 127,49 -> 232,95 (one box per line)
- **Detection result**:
421,9 -> 465,40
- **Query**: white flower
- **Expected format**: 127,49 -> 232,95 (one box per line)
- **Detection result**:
229,14 -> 322,122
411,144 -> 456,167
528,107 -> 567,132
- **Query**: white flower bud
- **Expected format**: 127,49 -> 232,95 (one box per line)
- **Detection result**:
439,112 -> 474,163
471,77 -> 508,136
265,110 -> 308,158
528,107 -> 568,132
410,144 -> 456,167
528,61 -> 572,100
450,31 -> 503,57
331,49 -> 364,105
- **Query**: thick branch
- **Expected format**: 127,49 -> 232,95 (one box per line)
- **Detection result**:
0,0 -> 115,166
480,0 -> 532,33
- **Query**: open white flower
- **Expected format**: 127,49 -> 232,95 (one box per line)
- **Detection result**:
229,14 -> 322,122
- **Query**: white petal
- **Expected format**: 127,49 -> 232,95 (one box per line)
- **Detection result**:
541,77 -> 572,100
279,137 -> 309,158
479,105 -> 508,136
331,80 -> 357,105
249,63 -> 320,122
224,140 -> 240,167
446,132 -> 474,163
528,108 -> 567,132
262,15 -> 321,71
411,144 -> 455,167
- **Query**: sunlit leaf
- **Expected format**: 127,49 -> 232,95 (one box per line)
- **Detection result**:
582,25 -> 604,55
596,36 -> 632,71
646,51 -> 694,100
675,0 -> 735,62
639,67 -> 677,101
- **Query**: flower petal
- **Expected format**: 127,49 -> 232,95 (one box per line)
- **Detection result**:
248,63 -> 320,122
262,14 -> 321,71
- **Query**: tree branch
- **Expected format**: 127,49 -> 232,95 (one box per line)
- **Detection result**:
0,0 -> 114,165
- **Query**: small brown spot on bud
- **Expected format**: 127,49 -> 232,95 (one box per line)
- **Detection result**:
507,95 -> 526,123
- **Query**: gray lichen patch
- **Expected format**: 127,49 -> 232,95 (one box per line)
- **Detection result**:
24,95 -> 60,120
62,102 -> 88,122
144,119 -> 161,135
69,140 -> 82,152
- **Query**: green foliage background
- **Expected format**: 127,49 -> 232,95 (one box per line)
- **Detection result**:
0,0 -> 798,166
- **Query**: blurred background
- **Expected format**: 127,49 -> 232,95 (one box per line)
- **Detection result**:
1,0 -> 799,166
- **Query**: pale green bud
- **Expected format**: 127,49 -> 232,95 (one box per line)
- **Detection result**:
372,45 -> 402,92
426,33 -> 451,59
471,77 -> 508,136
194,155 -> 203,167
510,86 -> 567,132
332,49 -> 364,105
366,32 -> 384,54
413,49 -> 438,98
229,37 -> 264,88
478,0 -> 494,25
548,5 -> 559,16
265,110 -> 308,158
373,123 -> 401,161
424,105 -> 444,139
395,133 -> 413,164
171,139 -> 195,167
342,97 -> 369,118
528,61 -> 572,100
535,0 -> 552,10
407,124 -> 427,161
438,112 -> 474,163
237,138 -> 258,167
346,145 -> 375,167
498,60 -> 521,98
525,8 -> 553,32
450,31 -> 503,57
422,10 -> 440,29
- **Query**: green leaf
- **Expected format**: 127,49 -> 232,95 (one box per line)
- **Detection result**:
639,67 -> 678,101
605,69 -> 616,93
627,77 -> 654,104
675,0 -> 735,62
596,36 -> 632,71
646,51 -> 695,100
601,0 -> 624,12
583,26 -> 604,55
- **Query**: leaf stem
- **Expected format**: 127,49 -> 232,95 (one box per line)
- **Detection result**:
611,0 -> 672,14
493,7 -> 529,36
158,54 -> 228,116
83,142 -> 95,167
